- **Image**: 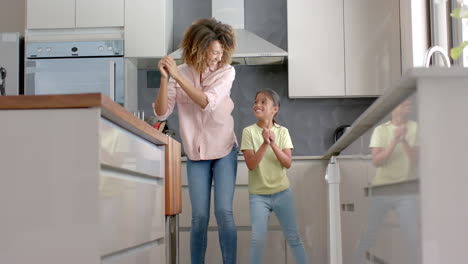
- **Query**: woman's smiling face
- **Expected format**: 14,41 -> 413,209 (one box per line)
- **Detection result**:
205,40 -> 224,69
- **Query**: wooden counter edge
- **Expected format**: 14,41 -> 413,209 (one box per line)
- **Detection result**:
100,95 -> 168,145
165,137 -> 182,216
0,93 -> 103,109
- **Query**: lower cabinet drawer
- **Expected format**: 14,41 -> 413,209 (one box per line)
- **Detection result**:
100,118 -> 164,179
100,167 -> 165,255
101,239 -> 165,264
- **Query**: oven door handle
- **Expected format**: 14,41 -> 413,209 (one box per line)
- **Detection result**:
0,66 -> 6,96
109,61 -> 116,100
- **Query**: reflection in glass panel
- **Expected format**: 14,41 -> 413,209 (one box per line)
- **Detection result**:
368,98 -> 418,186
341,92 -> 421,264
463,17 -> 468,66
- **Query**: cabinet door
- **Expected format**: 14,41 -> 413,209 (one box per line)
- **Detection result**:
100,169 -> 165,256
27,0 -> 75,29
100,119 -> 166,256
287,0 -> 345,97
76,0 -> 124,28
339,159 -> 370,264
344,0 -> 401,96
125,0 -> 173,57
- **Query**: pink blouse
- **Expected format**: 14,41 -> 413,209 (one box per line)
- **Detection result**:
154,63 -> 237,161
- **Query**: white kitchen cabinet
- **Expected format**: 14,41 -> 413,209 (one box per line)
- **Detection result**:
287,0 -> 345,97
99,119 -> 165,256
26,0 -> 124,29
76,0 -> 124,28
27,0 -> 75,29
287,0 -> 401,97
338,158 -> 371,264
125,0 -> 173,57
0,94 -> 170,264
344,0 -> 401,96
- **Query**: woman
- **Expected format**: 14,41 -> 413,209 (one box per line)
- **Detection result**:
153,18 -> 238,264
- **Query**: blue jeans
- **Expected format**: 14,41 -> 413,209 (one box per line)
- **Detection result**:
249,188 -> 308,264
186,147 -> 238,264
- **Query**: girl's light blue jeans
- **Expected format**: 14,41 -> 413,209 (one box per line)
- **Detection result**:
249,188 -> 308,264
186,147 -> 238,264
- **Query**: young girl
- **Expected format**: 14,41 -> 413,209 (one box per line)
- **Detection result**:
240,89 -> 308,264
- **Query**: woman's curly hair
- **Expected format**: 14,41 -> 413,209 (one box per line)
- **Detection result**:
181,18 -> 236,73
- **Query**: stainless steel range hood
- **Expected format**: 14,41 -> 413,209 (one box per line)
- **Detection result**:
169,0 -> 287,65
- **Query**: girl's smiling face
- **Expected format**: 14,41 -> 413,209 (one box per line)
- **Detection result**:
253,93 -> 279,121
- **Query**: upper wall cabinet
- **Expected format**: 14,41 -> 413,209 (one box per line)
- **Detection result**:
287,0 -> 345,97
27,0 -> 124,29
75,0 -> 124,28
287,0 -> 401,97
125,0 -> 173,57
344,0 -> 401,96
27,0 -> 75,29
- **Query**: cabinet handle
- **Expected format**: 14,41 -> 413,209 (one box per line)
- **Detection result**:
341,203 -> 355,211
109,61 -> 116,100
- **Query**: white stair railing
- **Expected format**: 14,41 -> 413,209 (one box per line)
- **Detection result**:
325,156 -> 343,264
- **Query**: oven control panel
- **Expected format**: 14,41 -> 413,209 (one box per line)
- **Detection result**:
26,40 -> 124,58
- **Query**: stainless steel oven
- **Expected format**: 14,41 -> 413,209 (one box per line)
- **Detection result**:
25,40 -> 124,105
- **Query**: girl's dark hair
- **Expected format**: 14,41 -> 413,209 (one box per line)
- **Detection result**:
181,18 -> 236,73
255,89 -> 281,125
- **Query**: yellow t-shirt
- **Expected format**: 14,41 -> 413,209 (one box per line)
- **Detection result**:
369,120 -> 418,185
240,124 -> 293,195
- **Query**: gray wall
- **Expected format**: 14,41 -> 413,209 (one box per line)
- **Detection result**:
172,0 -> 211,51
138,0 -> 376,156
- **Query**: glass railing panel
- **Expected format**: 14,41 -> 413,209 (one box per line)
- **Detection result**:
338,91 -> 420,264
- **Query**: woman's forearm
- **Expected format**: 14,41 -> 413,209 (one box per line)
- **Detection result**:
173,74 -> 209,109
154,77 -> 169,116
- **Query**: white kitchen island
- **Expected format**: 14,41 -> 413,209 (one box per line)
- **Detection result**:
0,93 -> 181,264
324,67 -> 468,264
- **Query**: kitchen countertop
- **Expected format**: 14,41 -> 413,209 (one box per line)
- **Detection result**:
366,178 -> 419,190
0,93 -> 182,215
0,93 -> 169,146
